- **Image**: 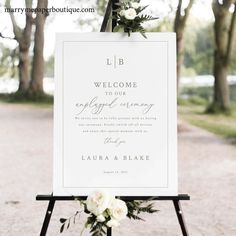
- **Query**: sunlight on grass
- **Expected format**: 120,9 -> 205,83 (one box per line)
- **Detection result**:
178,103 -> 236,144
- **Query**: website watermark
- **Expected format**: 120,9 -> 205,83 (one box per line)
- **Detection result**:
4,6 -> 95,15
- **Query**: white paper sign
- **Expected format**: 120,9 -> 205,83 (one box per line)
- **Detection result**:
54,33 -> 177,196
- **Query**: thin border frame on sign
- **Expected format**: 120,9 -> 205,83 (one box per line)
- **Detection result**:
62,40 -> 169,189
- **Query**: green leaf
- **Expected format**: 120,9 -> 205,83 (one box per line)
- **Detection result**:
136,5 -> 149,14
113,25 -> 124,32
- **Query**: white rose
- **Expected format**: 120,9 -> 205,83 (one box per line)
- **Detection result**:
96,214 -> 106,222
108,199 -> 128,221
119,9 -> 125,16
86,191 -> 111,216
107,219 -> 120,228
124,8 -> 137,20
130,2 -> 139,9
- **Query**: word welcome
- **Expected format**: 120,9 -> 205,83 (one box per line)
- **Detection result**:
94,82 -> 137,88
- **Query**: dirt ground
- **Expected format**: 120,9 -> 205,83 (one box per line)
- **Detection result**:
0,102 -> 236,236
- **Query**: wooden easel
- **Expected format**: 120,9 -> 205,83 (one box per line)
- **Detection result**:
36,1 -> 190,235
36,194 -> 190,236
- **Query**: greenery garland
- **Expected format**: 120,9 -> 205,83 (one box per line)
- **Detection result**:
113,0 -> 158,38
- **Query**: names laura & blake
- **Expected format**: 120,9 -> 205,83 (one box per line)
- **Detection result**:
81,155 -> 150,161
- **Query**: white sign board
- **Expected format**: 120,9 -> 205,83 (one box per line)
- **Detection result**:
54,33 -> 177,196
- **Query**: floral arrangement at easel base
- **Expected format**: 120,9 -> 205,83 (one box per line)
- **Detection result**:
113,0 -> 158,38
60,190 -> 158,236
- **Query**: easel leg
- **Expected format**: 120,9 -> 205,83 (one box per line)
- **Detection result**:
111,0 -> 119,30
107,227 -> 112,236
173,200 -> 189,236
40,199 -> 56,236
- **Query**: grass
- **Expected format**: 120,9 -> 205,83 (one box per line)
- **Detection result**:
178,102 -> 236,144
0,92 -> 53,108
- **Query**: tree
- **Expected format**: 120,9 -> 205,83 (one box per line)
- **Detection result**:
97,0 -> 108,16
3,0 -> 34,93
174,0 -> 194,92
209,0 -> 236,112
45,55 -> 54,77
0,43 -> 16,77
75,0 -> 108,31
182,19 -> 214,76
193,22 -> 214,75
29,0 -> 48,96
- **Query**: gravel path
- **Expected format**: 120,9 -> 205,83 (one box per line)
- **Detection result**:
0,102 -> 236,236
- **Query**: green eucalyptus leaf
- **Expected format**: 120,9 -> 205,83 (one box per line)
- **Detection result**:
113,25 -> 124,32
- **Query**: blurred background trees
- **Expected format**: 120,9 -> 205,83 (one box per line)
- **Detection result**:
5,0 -> 33,93
29,0 -> 48,96
0,0 -> 236,113
1,0 -> 48,99
174,0 -> 194,92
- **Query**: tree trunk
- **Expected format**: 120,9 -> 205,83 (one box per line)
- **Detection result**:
210,0 -> 236,112
29,0 -> 48,95
18,47 -> 30,92
5,0 -> 33,93
174,0 -> 194,93
213,51 -> 230,110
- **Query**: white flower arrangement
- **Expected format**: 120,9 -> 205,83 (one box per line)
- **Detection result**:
113,0 -> 158,38
60,190 -> 158,236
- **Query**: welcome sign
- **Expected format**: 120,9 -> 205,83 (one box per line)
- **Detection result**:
53,33 -> 177,196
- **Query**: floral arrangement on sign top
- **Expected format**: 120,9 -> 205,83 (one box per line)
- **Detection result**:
60,190 -> 158,236
113,0 -> 158,38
